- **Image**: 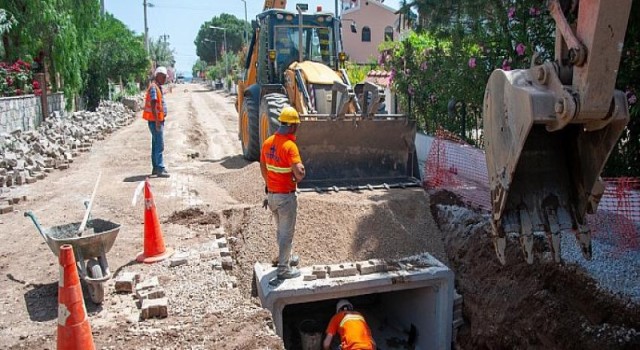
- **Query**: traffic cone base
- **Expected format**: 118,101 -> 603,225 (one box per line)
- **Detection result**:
136,247 -> 174,263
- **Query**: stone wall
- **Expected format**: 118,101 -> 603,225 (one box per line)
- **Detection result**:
0,93 -> 65,134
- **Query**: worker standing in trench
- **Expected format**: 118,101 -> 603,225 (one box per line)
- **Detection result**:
260,107 -> 306,282
323,299 -> 377,350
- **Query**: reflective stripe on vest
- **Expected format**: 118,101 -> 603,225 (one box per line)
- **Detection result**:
266,164 -> 292,174
339,314 -> 365,328
142,83 -> 164,121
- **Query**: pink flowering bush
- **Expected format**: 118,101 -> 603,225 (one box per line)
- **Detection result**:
384,0 -> 554,144
0,59 -> 35,97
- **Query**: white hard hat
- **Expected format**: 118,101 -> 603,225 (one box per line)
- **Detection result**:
336,299 -> 353,313
155,66 -> 168,76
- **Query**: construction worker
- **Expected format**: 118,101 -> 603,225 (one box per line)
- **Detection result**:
323,299 -> 376,350
143,66 -> 169,178
260,106 -> 306,281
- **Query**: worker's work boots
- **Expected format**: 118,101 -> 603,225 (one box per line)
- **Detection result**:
272,255 -> 299,267
277,267 -> 301,280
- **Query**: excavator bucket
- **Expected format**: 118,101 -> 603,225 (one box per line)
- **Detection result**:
483,0 -> 632,265
295,115 -> 419,191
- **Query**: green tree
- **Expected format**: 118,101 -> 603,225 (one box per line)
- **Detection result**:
83,14 -> 148,110
149,37 -> 176,68
1,0 -> 100,106
194,13 -> 249,64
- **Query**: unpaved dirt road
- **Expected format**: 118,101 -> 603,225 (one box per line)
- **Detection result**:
0,84 -> 445,349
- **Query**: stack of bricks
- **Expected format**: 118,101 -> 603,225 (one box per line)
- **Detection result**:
200,231 -> 233,271
0,101 -> 135,195
114,272 -> 168,320
304,259 -> 388,281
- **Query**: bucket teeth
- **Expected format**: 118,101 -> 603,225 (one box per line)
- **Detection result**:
518,209 -> 534,264
491,221 -> 507,265
545,208 -> 562,263
520,234 -> 534,264
493,236 -> 507,265
576,225 -> 592,260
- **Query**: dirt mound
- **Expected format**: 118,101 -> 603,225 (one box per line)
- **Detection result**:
220,189 -> 447,297
431,190 -> 640,350
165,207 -> 221,226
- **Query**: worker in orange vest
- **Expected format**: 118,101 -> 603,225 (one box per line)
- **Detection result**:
260,107 -> 306,281
323,299 -> 376,350
143,66 -> 169,177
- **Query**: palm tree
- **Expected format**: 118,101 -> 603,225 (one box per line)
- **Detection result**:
149,37 -> 176,67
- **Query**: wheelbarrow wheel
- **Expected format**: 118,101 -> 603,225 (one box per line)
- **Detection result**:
86,259 -> 105,304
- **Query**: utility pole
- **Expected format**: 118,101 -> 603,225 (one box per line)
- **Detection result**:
209,26 -> 228,78
241,0 -> 248,46
100,0 -> 105,16
143,0 -> 150,55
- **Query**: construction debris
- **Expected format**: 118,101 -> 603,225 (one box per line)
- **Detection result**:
0,101 -> 135,198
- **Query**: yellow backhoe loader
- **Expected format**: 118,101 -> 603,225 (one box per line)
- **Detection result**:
483,0 -> 632,264
237,0 -> 419,191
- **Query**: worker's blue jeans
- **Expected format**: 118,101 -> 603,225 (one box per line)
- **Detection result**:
267,192 -> 298,274
148,121 -> 165,172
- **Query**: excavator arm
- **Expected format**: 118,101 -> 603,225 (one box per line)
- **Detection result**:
483,0 -> 632,264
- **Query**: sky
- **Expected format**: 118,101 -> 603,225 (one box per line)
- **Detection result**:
105,0 -> 401,77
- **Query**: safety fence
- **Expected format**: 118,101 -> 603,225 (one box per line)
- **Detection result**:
423,131 -> 640,252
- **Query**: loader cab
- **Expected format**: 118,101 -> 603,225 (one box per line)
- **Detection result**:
256,10 -> 339,84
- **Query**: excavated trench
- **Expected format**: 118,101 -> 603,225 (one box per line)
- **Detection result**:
254,254 -> 455,350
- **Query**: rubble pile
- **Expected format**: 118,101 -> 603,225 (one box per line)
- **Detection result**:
0,101 -> 136,190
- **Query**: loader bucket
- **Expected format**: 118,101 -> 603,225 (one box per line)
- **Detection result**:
295,115 -> 418,190
484,68 -> 629,265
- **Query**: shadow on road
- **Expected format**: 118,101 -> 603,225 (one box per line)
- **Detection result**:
200,155 -> 251,170
24,280 -> 104,322
123,175 -> 150,183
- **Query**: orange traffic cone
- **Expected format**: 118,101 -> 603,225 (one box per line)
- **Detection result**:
57,244 -> 96,350
136,179 -> 174,263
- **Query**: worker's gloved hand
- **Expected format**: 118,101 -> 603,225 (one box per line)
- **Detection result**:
262,197 -> 269,210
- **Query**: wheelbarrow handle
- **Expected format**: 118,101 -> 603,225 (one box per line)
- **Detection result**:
24,211 -> 49,244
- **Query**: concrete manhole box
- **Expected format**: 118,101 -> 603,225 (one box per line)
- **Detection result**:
254,253 -> 454,350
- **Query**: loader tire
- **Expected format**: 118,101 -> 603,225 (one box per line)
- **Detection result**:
240,95 -> 260,161
259,93 -> 289,147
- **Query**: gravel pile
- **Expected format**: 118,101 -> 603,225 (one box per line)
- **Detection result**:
0,101 -> 135,189
562,215 -> 640,304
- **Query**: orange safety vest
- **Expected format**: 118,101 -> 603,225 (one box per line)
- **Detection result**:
142,82 -> 165,121
261,133 -> 302,193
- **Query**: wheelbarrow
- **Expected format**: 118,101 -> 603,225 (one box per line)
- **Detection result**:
24,210 -> 121,304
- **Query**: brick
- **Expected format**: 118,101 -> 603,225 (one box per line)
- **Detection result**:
356,259 -> 388,275
0,205 -> 13,214
215,238 -> 228,249
136,276 -> 159,292
35,173 -> 45,180
169,252 -> 189,267
140,298 -> 168,320
211,259 -> 222,270
114,272 -> 139,293
136,287 -> 166,301
311,265 -> 328,279
58,163 -> 69,170
327,263 -> 358,278
25,176 -> 37,184
218,247 -> 231,257
43,167 -> 54,173
303,275 -> 317,281
221,256 -> 233,270
199,251 -> 217,261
